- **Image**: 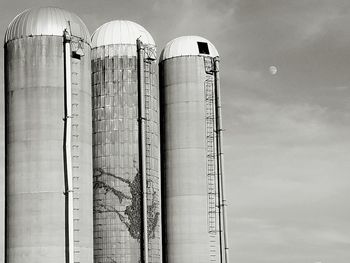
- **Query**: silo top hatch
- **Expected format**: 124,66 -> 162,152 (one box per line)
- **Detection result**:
159,35 -> 219,62
91,20 -> 155,48
4,7 -> 91,44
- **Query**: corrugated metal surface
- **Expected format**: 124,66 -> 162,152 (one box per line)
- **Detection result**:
159,36 -> 219,62
91,20 -> 155,48
4,7 -> 91,44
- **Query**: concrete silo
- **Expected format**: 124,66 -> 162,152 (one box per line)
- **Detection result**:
159,36 -> 229,263
4,7 -> 93,263
91,21 -> 161,263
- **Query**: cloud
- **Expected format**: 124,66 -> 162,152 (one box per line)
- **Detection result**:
1,0 -> 350,262
222,76 -> 350,262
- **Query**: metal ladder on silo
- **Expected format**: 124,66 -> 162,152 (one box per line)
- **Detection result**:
144,57 -> 153,262
144,59 -> 152,200
204,75 -> 217,262
71,58 -> 81,263
205,75 -> 217,234
144,47 -> 161,262
204,56 -> 219,262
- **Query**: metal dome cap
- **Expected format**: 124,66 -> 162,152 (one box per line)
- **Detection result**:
159,35 -> 219,62
91,20 -> 155,48
4,7 -> 91,45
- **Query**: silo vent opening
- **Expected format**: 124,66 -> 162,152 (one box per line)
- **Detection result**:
197,42 -> 210,55
72,51 -> 82,59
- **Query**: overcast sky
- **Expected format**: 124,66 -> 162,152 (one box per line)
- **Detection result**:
1,0 -> 350,262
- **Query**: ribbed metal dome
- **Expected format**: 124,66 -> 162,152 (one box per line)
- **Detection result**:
91,20 -> 155,48
159,36 -> 219,62
4,7 -> 91,44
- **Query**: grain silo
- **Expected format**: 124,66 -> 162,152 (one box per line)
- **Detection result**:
4,7 -> 93,263
91,21 -> 161,263
159,36 -> 229,263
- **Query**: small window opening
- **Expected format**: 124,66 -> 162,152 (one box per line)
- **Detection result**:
72,51 -> 82,60
197,42 -> 210,55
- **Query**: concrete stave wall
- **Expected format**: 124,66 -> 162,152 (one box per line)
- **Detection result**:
91,44 -> 161,263
160,56 -> 220,263
5,36 -> 93,263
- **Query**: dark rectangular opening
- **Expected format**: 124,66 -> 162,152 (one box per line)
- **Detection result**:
197,42 -> 210,55
71,51 -> 81,60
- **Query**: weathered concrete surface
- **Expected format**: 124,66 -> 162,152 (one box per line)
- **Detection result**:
160,56 -> 220,263
5,36 -> 93,263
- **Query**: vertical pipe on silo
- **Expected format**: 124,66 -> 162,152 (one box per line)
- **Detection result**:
63,29 -> 74,263
213,57 -> 229,263
5,8 -> 93,263
4,44 -> 8,263
137,39 -> 149,263
213,56 -> 223,263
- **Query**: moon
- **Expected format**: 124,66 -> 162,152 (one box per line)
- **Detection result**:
269,66 -> 277,75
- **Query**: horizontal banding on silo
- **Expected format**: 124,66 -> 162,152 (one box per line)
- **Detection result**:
4,7 -> 93,263
159,35 -> 221,263
91,20 -> 160,263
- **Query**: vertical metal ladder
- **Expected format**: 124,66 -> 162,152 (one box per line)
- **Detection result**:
204,62 -> 217,234
144,59 -> 152,197
144,55 -> 153,262
204,57 -> 219,263
71,58 -> 81,263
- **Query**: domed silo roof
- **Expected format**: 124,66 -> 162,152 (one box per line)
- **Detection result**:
91,20 -> 155,48
4,7 -> 91,44
159,35 -> 219,62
